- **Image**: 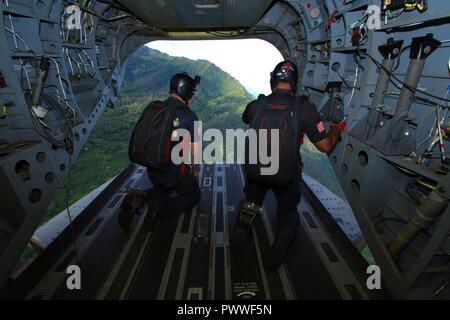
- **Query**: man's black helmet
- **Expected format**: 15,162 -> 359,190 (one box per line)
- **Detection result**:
270,60 -> 299,92
170,73 -> 201,103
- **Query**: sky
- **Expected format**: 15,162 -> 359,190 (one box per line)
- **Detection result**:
147,39 -> 283,96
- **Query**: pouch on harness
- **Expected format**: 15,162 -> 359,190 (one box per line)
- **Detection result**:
245,95 -> 308,187
129,100 -> 176,170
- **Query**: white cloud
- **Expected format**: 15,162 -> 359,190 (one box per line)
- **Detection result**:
147,39 -> 283,95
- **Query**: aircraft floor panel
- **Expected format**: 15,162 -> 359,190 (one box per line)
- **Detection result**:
5,164 -> 370,300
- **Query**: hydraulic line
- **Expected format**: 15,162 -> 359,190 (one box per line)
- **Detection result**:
47,57 -> 68,100
4,0 -> 32,89
28,93 -> 74,153
421,104 -> 449,166
81,49 -> 95,77
435,105 -> 448,164
415,89 -> 450,164
67,50 -> 84,78
47,93 -> 77,126
387,190 -> 449,258
4,27 -> 30,52
24,55 -> 74,152
64,47 -> 76,79
75,50 -> 89,76
4,0 -> 18,48
343,65 -> 359,122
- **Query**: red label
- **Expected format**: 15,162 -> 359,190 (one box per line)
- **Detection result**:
164,139 -> 171,163
316,121 -> 325,133
271,105 -> 287,110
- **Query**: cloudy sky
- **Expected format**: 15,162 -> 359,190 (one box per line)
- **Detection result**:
147,39 -> 283,96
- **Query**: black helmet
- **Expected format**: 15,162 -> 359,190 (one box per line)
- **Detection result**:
270,60 -> 299,92
170,73 -> 201,103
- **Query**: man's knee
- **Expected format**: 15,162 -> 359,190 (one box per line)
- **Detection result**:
192,184 -> 201,204
277,191 -> 300,213
184,174 -> 201,205
278,202 -> 299,216
279,210 -> 300,232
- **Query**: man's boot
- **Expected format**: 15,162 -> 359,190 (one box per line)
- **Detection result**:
118,188 -> 146,231
230,202 -> 262,258
143,190 -> 164,232
230,226 -> 250,258
263,227 -> 296,270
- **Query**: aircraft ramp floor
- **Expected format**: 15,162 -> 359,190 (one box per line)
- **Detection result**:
1,164 -> 386,300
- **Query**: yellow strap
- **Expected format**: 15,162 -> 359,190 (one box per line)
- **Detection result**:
417,177 -> 436,190
405,1 -> 424,10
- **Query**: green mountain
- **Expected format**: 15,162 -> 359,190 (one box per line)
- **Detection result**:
45,46 -> 345,222
122,47 -> 253,130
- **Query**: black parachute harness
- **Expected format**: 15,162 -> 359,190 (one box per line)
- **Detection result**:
236,202 -> 263,230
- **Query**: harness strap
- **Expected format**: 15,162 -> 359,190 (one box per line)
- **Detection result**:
236,202 -> 263,229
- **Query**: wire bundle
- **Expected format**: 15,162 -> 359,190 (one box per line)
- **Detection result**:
28,93 -> 75,154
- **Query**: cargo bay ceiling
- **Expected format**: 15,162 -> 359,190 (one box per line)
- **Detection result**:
0,0 -> 449,299
116,0 -> 274,29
